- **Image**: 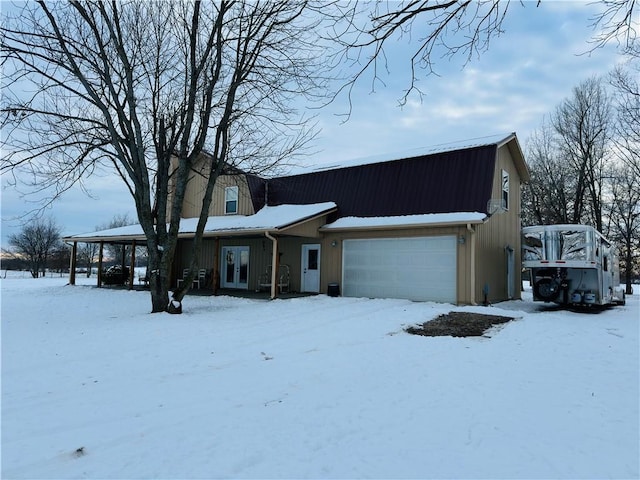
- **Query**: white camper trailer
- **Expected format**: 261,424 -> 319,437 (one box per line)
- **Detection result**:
522,225 -> 626,307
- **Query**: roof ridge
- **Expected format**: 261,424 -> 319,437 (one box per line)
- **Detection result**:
283,132 -> 514,177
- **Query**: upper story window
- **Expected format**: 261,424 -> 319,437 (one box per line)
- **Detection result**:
225,186 -> 238,214
501,169 -> 509,211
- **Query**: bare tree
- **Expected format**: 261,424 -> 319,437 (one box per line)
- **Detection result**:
609,162 -> 640,293
524,78 -> 614,232
330,0 -> 638,106
552,77 -> 613,233
96,213 -> 135,267
522,121 -> 572,226
7,217 -> 62,278
77,242 -> 99,277
609,41 -> 640,292
589,0 -> 639,53
329,1 -> 512,106
2,1 -> 328,313
610,42 -> 640,179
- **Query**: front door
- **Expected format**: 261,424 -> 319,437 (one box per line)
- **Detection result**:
221,246 -> 250,289
301,244 -> 321,293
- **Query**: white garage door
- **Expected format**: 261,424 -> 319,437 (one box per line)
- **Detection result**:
342,236 -> 457,302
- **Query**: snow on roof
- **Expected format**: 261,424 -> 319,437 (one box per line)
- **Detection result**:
322,212 -> 487,231
185,202 -> 337,233
65,202 -> 337,241
302,133 -> 515,174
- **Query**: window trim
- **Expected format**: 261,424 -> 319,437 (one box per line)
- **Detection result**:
501,169 -> 510,211
224,186 -> 239,215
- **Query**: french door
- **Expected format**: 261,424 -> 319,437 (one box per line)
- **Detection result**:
221,246 -> 250,289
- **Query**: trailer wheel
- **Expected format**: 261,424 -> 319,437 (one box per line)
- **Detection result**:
534,278 -> 560,302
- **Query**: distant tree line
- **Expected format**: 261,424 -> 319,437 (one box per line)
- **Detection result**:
2,213 -> 148,278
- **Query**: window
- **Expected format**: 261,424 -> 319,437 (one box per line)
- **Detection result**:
225,186 -> 238,214
501,169 -> 509,211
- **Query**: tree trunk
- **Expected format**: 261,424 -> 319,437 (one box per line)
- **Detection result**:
625,246 -> 634,295
147,248 -> 171,313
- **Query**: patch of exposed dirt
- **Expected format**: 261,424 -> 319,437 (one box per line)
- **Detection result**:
406,311 -> 514,338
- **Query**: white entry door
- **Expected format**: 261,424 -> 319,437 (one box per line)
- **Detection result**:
221,246 -> 250,289
301,244 -> 321,293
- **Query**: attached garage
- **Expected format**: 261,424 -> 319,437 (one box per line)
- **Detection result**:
342,236 -> 457,302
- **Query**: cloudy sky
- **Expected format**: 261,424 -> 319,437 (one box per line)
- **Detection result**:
0,1 -> 628,247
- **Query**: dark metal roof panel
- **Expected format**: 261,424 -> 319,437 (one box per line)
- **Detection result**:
245,173 -> 267,212
266,145 -> 497,217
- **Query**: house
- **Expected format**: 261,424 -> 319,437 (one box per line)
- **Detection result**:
63,133 -> 530,305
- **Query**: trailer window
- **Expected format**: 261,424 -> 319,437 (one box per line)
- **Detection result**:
523,232 -> 543,260
559,230 -> 587,260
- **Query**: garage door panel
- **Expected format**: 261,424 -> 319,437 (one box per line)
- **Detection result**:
342,236 -> 456,303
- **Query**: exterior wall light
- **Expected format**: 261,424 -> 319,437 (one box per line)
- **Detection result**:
458,235 -> 466,245
331,239 -> 338,247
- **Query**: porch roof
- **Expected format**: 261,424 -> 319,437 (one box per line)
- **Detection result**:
63,202 -> 337,243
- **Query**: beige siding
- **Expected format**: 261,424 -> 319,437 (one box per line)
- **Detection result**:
474,145 -> 524,303
176,235 -> 325,293
177,237 -> 266,290
280,216 -> 325,238
180,173 -> 254,218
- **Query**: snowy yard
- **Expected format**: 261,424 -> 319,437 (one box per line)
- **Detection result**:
1,274 -> 638,479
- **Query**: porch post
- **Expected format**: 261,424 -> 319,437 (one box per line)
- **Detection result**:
121,244 -> 127,270
69,242 -> 77,285
265,231 -> 278,299
97,241 -> 104,287
213,237 -> 220,294
129,240 -> 136,289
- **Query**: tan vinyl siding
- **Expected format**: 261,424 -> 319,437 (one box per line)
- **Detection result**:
474,145 -> 523,303
177,235 -> 326,292
280,216 -> 325,238
180,174 -> 254,218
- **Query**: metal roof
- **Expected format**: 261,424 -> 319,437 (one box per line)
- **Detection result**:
246,133 -> 529,218
260,144 -> 497,217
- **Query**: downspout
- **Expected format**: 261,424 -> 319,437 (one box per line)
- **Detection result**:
467,223 -> 476,305
264,231 -> 278,299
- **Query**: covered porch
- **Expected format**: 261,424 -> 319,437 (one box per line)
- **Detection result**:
62,202 -> 337,299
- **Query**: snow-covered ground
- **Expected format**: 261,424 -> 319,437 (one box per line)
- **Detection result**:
2,273 -> 638,479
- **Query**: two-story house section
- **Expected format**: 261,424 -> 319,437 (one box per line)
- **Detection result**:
64,133 -> 530,305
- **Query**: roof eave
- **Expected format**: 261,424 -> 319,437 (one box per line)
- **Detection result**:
320,217 -> 486,233
498,133 -> 530,183
62,234 -> 145,244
